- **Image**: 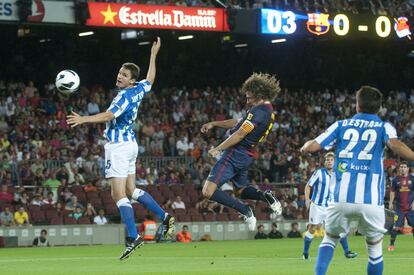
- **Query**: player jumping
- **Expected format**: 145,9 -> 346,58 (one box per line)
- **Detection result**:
67,37 -> 175,260
201,73 -> 282,231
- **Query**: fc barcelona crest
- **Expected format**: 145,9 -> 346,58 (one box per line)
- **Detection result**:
307,13 -> 330,35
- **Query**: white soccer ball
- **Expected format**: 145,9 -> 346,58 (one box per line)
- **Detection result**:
55,70 -> 80,95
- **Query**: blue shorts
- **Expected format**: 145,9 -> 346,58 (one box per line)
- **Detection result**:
394,210 -> 414,228
207,148 -> 253,189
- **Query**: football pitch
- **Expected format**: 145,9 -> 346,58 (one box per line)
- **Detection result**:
1,236 -> 413,274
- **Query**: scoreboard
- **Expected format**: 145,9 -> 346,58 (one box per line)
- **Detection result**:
260,9 -> 412,40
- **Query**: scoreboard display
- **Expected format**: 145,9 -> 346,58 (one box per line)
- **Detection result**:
260,8 -> 412,40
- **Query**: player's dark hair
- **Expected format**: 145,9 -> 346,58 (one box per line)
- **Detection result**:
241,73 -> 281,101
41,229 -> 47,235
356,86 -> 382,114
122,62 -> 140,81
400,161 -> 409,167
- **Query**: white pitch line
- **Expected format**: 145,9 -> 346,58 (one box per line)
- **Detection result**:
0,256 -> 413,263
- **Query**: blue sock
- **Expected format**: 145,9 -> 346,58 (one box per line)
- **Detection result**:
132,188 -> 166,221
240,185 -> 266,202
303,231 -> 314,255
210,189 -> 249,215
117,198 -> 138,239
367,256 -> 383,275
340,237 -> 349,254
315,239 -> 336,275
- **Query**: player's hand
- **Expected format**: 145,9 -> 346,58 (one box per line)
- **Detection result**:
151,37 -> 161,56
389,204 -> 393,210
66,111 -> 84,128
201,122 -> 214,133
306,200 -> 311,210
208,147 -> 221,158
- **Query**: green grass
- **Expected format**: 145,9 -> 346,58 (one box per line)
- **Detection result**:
0,236 -> 413,274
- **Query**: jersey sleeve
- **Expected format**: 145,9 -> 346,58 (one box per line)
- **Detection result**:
315,121 -> 339,149
383,122 -> 398,144
107,91 -> 131,118
307,170 -> 320,187
240,108 -> 266,134
135,80 -> 152,94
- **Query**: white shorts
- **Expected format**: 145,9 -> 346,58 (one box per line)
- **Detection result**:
104,141 -> 138,178
309,203 -> 327,225
325,202 -> 386,241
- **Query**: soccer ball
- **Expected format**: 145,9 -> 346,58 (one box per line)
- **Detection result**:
55,70 -> 80,94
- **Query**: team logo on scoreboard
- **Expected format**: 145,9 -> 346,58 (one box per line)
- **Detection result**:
307,13 -> 330,35
394,17 -> 411,39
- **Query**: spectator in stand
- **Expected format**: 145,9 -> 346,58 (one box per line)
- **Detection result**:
268,223 -> 283,239
0,184 -> 13,204
43,172 -> 61,199
60,187 -> 73,203
176,225 -> 192,243
69,206 -> 83,220
254,224 -> 268,239
93,209 -> 108,225
33,168 -> 45,187
84,202 -> 97,221
30,159 -> 44,175
32,229 -> 50,247
42,192 -> 56,206
30,194 -> 43,206
14,206 -> 31,226
0,206 -> 15,226
287,222 -> 302,238
65,196 -> 84,211
171,195 -> 186,210
84,182 -> 97,193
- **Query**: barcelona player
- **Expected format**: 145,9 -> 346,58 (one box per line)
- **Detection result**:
301,86 -> 414,275
67,38 -> 175,260
201,73 -> 282,231
388,161 -> 414,251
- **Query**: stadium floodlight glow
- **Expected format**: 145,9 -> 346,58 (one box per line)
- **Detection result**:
271,38 -> 287,43
234,43 -> 248,48
178,35 -> 194,40
138,41 -> 151,46
78,31 -> 94,37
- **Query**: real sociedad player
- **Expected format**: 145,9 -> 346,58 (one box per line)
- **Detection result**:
301,86 -> 414,275
67,37 -> 175,260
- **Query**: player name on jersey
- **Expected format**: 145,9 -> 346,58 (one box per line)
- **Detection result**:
341,119 -> 383,128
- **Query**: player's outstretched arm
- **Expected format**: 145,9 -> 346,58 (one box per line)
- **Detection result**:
300,140 -> 321,154
208,128 -> 247,158
201,119 -> 238,133
66,111 -> 114,128
146,37 -> 161,85
387,139 -> 414,161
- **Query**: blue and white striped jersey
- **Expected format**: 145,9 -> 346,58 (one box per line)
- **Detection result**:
104,80 -> 151,142
308,167 -> 332,207
315,113 -> 397,206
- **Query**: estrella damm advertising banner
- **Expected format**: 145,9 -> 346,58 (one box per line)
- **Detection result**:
86,3 -> 229,32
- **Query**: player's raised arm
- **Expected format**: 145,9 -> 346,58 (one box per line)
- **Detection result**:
146,37 -> 161,85
387,138 -> 414,161
300,140 -> 321,154
66,111 -> 114,128
201,119 -> 238,133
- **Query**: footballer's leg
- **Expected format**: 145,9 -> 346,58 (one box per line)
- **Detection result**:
126,175 -> 175,239
111,177 -> 143,260
389,211 -> 404,251
303,224 -> 317,260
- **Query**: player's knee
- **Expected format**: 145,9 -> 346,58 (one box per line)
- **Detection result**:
202,181 -> 217,199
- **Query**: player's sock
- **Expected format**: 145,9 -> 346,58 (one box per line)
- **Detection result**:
303,230 -> 314,256
367,241 -> 383,275
132,188 -> 166,221
117,198 -> 138,239
315,235 -> 338,275
210,189 -> 249,215
339,236 -> 349,254
390,229 -> 397,246
240,186 -> 266,201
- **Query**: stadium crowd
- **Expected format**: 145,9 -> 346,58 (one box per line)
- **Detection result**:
0,78 -> 413,225
93,0 -> 414,17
